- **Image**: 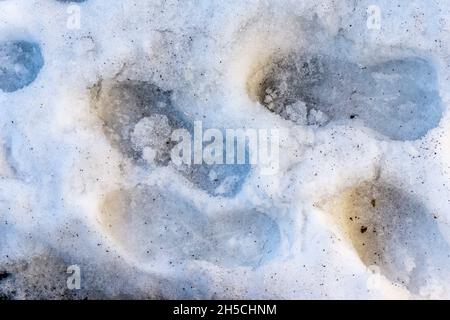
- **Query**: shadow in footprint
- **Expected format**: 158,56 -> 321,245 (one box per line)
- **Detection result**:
254,54 -> 443,140
91,80 -> 250,197
0,41 -> 44,93
91,80 -> 180,164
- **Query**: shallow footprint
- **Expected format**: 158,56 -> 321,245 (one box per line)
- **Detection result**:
253,54 -> 443,140
100,185 -> 280,268
322,181 -> 450,292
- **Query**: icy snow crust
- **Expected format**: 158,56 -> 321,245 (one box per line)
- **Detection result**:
1,0 -> 450,299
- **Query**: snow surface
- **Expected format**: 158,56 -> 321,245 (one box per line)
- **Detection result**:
1,0 -> 450,299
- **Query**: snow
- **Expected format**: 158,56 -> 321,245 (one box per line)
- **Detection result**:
0,0 -> 450,299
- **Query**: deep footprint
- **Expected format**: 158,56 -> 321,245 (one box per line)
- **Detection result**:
322,181 -> 450,291
0,41 -> 44,93
254,54 -> 443,140
91,80 -> 179,164
101,185 -> 280,268
91,79 -> 250,197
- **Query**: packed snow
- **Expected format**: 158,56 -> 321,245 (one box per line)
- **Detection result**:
1,0 -> 450,299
